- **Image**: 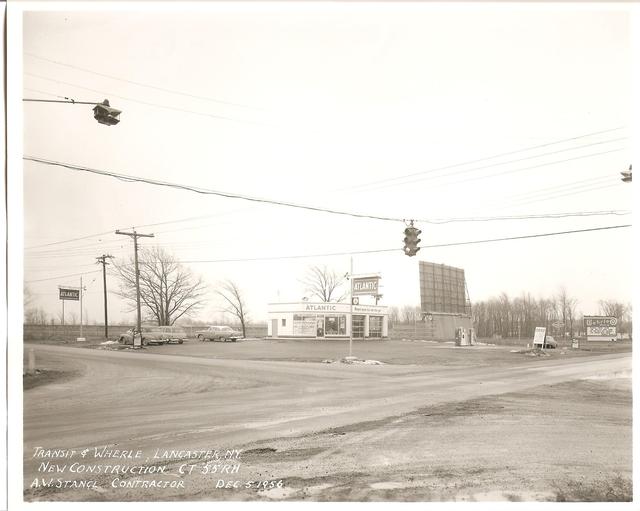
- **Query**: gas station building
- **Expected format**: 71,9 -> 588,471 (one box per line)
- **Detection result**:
267,302 -> 389,340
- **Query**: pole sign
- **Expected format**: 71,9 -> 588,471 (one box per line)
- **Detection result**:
533,326 -> 546,347
584,316 -> 617,342
352,276 -> 380,296
59,288 -> 80,301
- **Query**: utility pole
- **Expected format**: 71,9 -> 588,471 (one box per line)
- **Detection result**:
115,229 -> 154,340
96,254 -> 114,339
79,276 -> 84,339
349,256 -> 353,357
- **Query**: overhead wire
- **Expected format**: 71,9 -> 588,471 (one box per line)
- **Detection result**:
24,156 -> 632,228
25,52 -> 263,111
123,224 -> 631,264
455,175 -> 615,215
421,148 -> 626,192
360,145 -> 626,193
25,270 -> 102,284
342,127 -> 626,192
24,72 -> 266,127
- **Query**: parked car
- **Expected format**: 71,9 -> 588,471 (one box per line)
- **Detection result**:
543,335 -> 558,349
157,326 -> 186,344
195,325 -> 242,342
118,326 -> 186,346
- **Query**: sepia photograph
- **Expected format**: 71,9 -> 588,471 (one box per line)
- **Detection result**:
6,1 -> 636,508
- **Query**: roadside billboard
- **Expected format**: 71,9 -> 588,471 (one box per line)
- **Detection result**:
584,316 -> 617,342
419,262 -> 470,315
58,288 -> 80,301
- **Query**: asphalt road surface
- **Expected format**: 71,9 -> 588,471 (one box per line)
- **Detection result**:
23,344 -> 630,499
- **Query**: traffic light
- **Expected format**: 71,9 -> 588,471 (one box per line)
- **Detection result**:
620,164 -> 632,183
403,221 -> 421,257
93,99 -> 122,126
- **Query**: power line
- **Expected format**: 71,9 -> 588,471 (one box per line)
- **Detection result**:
23,155 -> 406,223
343,127 -> 626,191
30,224 -> 627,276
415,210 -> 630,225
24,156 -> 633,228
423,224 -> 631,249
489,174 -> 612,203
26,52 -> 262,111
420,148 -> 626,192
23,87 -> 69,99
25,270 -> 102,284
495,182 -> 624,209
361,145 -> 626,194
25,230 -> 115,250
25,72 -> 265,126
128,224 -> 631,264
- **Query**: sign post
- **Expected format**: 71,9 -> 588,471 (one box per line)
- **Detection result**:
349,257 -> 353,357
59,287 -> 80,328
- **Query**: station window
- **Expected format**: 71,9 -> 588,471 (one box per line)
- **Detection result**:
325,315 -> 346,335
352,315 -> 365,338
282,319 -> 286,327
369,316 -> 383,338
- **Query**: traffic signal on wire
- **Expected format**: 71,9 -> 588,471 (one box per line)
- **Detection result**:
403,221 -> 421,257
620,164 -> 632,183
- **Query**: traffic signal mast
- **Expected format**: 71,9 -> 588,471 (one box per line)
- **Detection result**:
403,220 -> 421,257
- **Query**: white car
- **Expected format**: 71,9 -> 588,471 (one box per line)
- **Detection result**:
195,325 -> 241,342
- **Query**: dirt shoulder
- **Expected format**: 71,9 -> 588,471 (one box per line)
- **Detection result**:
219,375 -> 632,502
25,374 -> 631,502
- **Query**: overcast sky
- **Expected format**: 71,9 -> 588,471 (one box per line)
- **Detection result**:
16,4 -> 634,325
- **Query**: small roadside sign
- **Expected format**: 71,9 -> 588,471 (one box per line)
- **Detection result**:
533,327 -> 546,347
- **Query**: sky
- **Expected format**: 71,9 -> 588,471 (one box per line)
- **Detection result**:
15,3 -> 635,326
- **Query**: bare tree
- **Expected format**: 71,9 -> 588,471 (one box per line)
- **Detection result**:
554,286 -> 578,338
215,280 -> 249,337
24,284 -> 34,308
113,246 -> 207,326
598,300 -> 629,319
400,305 -> 421,323
24,307 -> 49,325
599,300 -> 631,336
388,306 -> 400,328
300,265 -> 347,302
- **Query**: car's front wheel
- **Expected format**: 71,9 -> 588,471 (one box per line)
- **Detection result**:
197,334 -> 204,341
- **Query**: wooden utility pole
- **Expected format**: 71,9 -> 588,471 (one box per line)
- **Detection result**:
96,254 -> 114,339
115,229 -> 154,338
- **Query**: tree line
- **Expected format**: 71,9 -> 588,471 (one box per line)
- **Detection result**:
471,288 -> 632,339
24,259 -> 632,341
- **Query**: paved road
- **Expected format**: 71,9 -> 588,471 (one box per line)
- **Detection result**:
23,344 -> 630,492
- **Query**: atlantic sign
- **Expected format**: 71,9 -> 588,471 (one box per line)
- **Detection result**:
352,276 -> 379,296
59,288 -> 80,301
